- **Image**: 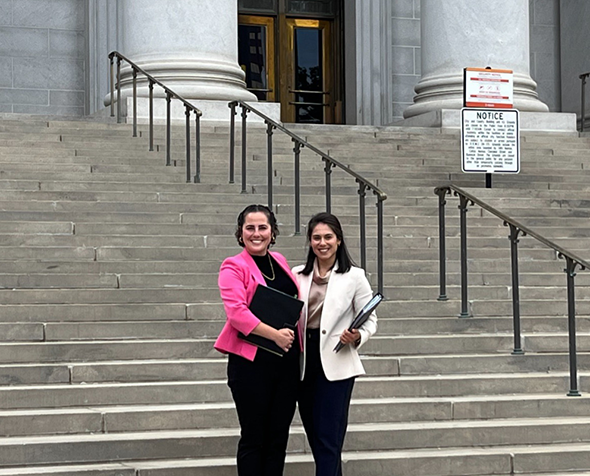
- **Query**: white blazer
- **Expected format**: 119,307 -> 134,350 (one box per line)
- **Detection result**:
292,263 -> 378,382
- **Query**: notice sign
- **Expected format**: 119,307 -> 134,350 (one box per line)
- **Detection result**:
461,108 -> 520,173
464,67 -> 513,109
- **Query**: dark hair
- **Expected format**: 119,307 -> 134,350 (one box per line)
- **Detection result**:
235,204 -> 279,248
299,212 -> 355,275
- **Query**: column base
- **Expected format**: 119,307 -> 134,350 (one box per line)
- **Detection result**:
403,72 -> 550,119
391,109 -> 578,133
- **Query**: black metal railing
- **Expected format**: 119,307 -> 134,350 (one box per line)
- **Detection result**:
435,184 -> 590,396
108,51 -> 202,183
229,101 -> 387,295
581,72 -> 590,132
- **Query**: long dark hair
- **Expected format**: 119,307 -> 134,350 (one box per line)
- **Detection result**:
234,204 -> 279,248
299,212 -> 355,275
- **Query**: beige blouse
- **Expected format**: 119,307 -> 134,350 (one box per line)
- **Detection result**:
307,260 -> 331,329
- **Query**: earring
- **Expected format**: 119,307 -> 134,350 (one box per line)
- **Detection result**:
238,236 -> 244,244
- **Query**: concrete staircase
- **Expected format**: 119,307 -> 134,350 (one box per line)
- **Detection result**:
0,115 -> 589,475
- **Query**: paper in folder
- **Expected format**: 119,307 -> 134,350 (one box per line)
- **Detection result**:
333,293 -> 383,353
238,284 -> 304,356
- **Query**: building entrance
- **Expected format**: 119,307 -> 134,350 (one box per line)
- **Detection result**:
238,0 -> 341,124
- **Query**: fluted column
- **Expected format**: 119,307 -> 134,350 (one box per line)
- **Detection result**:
404,0 -> 548,119
110,0 -> 256,104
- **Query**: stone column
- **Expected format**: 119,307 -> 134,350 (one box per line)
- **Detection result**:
110,0 -> 256,104
404,0 -> 548,118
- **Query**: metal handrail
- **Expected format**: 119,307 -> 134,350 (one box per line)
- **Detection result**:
229,100 -> 387,295
435,184 -> 590,396
580,72 -> 590,132
108,51 -> 202,183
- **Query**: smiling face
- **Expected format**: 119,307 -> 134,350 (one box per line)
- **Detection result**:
241,211 -> 272,256
310,222 -> 341,268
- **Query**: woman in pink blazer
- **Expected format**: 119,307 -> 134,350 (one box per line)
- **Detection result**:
215,204 -> 301,476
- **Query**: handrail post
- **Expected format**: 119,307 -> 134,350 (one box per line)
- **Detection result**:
194,112 -> 201,183
148,79 -> 154,152
358,182 -> 367,271
116,57 -> 122,123
185,106 -> 191,183
293,139 -> 302,235
266,121 -> 274,209
324,159 -> 333,214
109,55 -> 115,117
241,105 -> 248,194
229,103 -> 236,184
582,74 -> 587,132
507,223 -> 525,355
458,193 -> 471,317
376,197 -> 384,295
132,69 -> 138,137
166,91 -> 172,166
563,256 -> 582,396
435,187 -> 449,301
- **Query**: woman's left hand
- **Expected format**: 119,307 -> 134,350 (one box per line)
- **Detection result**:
340,328 -> 361,346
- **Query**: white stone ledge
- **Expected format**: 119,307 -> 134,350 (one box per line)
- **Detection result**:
393,109 -> 578,133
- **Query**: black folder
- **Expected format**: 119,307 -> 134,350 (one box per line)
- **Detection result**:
333,292 -> 383,353
238,284 -> 304,356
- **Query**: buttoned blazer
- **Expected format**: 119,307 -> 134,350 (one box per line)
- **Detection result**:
215,249 -> 300,361
292,263 -> 378,382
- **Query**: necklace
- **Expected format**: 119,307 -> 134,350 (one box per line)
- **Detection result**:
260,254 -> 276,281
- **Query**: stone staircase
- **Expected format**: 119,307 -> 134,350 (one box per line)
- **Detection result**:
0,115 -> 589,475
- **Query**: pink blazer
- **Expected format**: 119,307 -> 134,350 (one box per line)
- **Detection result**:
215,249 -> 300,361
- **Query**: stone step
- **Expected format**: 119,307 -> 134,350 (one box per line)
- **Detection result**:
2,232 -> 589,253
363,333 -> 590,355
0,270 -> 570,290
2,392 -> 589,438
3,416 -> 590,467
3,332 -> 590,365
0,372 -> 581,410
0,288 -> 224,304
37,316 -> 590,340
2,352 -> 590,386
0,444 -> 586,476
0,297 -> 585,325
0,314 -> 586,342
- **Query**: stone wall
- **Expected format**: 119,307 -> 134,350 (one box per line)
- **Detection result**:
559,0 -> 590,124
390,0 -> 420,122
529,0 -> 561,112
0,0 -> 86,115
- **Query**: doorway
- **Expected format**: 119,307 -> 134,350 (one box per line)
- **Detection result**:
280,18 -> 333,124
238,10 -> 340,124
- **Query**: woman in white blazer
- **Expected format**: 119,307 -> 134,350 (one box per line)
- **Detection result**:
292,212 -> 378,476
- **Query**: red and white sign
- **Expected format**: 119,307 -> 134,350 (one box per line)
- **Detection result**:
464,67 -> 513,109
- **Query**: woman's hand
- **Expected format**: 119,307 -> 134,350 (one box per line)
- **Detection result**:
274,328 -> 295,353
340,328 -> 361,346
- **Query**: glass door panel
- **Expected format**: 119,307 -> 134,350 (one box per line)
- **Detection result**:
238,15 -> 275,101
281,18 -> 332,123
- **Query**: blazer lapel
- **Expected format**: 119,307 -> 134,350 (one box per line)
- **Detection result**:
240,249 -> 267,287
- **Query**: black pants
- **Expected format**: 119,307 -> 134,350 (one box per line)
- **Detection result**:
227,340 -> 300,476
298,328 -> 355,476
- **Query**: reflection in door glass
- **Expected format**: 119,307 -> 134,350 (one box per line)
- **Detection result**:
239,25 -> 268,100
294,28 -> 323,123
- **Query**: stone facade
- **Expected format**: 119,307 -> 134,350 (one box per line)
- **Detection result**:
0,0 -> 587,124
0,0 -> 86,115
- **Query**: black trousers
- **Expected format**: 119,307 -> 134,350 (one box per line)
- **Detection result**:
298,328 -> 355,476
227,340 -> 300,476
